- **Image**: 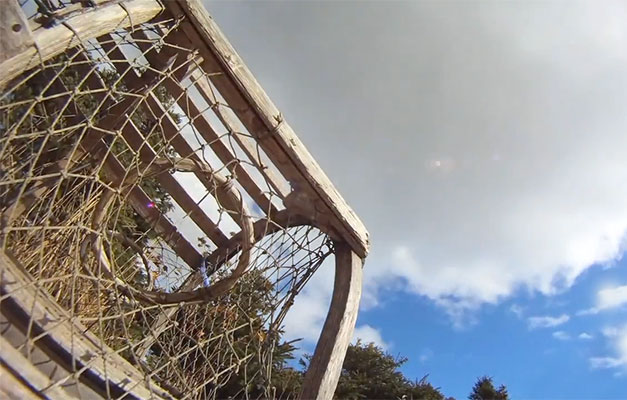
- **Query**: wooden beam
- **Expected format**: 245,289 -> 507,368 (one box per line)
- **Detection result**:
0,0 -> 163,88
0,250 -> 172,400
299,242 -> 363,399
167,0 -> 370,258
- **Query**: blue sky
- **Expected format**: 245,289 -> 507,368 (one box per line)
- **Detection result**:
358,256 -> 627,399
206,1 -> 627,398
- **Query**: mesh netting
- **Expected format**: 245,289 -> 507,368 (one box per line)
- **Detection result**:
1,4 -> 332,398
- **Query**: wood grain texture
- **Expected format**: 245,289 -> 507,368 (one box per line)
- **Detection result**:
0,0 -> 163,88
168,0 -> 370,257
99,147 -> 205,270
122,120 -> 229,247
0,334 -> 77,399
0,362 -> 41,400
189,68 -> 291,200
299,243 -> 363,399
97,34 -> 249,233
131,29 -> 282,217
0,250 -> 172,400
55,58 -> 205,271
0,0 -> 34,64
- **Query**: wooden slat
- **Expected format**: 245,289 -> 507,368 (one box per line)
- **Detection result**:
1,312 -> 103,399
98,34 -> 246,230
38,48 -> 204,272
300,242 -> 363,399
0,250 -> 172,400
0,362 -> 41,400
0,334 -> 77,399
165,77 -> 281,216
0,0 -> 163,88
122,120 -> 229,247
190,69 -> 291,200
98,144 -> 204,270
131,29 -> 281,216
167,0 -> 370,258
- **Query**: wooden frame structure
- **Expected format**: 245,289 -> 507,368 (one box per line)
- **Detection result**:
0,0 -> 370,398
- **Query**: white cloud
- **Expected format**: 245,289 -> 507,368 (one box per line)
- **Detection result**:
353,2 -> 627,321
577,308 -> 597,316
282,292 -> 329,343
212,1 -> 627,324
604,327 -> 622,338
599,285 -> 627,310
352,324 -> 389,350
282,259 -> 335,344
553,331 -> 570,340
590,324 -> 627,371
579,285 -> 627,315
579,332 -> 594,340
528,314 -> 570,329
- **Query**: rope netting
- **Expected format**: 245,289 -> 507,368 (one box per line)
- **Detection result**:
1,4 -> 332,398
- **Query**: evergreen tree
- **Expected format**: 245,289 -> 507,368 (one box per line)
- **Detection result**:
468,376 -> 508,400
334,340 -> 445,400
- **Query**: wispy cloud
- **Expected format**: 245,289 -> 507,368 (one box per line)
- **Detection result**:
419,348 -> 434,363
510,304 -> 524,319
590,357 -> 627,369
579,332 -> 594,340
603,327 -> 622,338
528,314 -> 570,329
579,285 -> 627,315
553,331 -> 571,340
589,324 -> 627,372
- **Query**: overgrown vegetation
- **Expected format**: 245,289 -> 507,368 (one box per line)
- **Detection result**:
468,376 -> 509,400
